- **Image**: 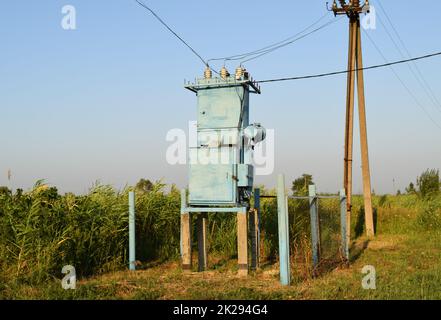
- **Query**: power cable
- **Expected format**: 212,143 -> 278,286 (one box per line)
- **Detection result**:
255,51 -> 441,83
241,17 -> 343,64
207,12 -> 330,63
134,0 -> 208,67
373,0 -> 441,115
134,0 -> 441,131
363,31 -> 441,130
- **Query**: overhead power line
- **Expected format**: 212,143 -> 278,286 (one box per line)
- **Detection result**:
362,31 -> 441,130
133,0 -> 441,129
256,51 -> 441,84
134,0 -> 208,67
207,13 -> 331,63
373,0 -> 441,115
240,17 -> 343,64
209,15 -> 344,65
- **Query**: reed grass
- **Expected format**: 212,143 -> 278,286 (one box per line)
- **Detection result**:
1,181 -> 440,288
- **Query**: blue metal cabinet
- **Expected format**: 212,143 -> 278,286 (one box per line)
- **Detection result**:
189,164 -> 237,205
198,88 -> 242,129
185,71 -> 262,208
238,164 -> 253,188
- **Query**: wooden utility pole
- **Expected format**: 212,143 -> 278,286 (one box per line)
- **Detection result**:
332,0 -> 375,239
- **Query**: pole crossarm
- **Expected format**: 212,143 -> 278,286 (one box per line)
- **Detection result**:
331,0 -> 370,17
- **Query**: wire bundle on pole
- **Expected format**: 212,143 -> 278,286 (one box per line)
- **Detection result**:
207,13 -> 340,65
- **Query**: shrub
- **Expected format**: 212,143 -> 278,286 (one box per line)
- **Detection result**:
417,169 -> 440,199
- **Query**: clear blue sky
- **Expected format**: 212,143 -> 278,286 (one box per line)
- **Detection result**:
1,0 -> 440,194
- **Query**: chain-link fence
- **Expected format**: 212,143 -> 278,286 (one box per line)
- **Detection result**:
270,175 -> 349,285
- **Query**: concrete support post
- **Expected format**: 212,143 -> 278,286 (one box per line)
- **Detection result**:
344,18 -> 357,245
237,212 -> 248,277
355,21 -> 375,237
181,189 -> 192,272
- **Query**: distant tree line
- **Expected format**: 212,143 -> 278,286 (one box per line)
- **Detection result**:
1,170 -> 439,200
404,169 -> 440,199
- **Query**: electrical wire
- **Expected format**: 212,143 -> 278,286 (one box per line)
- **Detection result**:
207,12 -> 330,64
241,17 -> 343,64
134,0 -> 441,130
373,0 -> 441,115
255,51 -> 441,83
363,31 -> 441,131
376,12 -> 441,114
134,0 -> 208,67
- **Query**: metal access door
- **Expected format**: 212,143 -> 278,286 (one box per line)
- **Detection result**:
189,164 -> 237,205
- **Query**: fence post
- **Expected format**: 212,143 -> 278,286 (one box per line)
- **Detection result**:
250,188 -> 261,270
129,191 -> 136,271
181,189 -> 192,272
340,189 -> 349,261
237,210 -> 248,277
197,213 -> 208,272
309,185 -> 320,270
277,174 -> 290,286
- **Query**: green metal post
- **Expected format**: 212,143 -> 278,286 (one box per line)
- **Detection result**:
180,189 -> 186,257
340,189 -> 349,261
197,213 -> 208,272
129,191 -> 136,271
277,175 -> 290,286
309,185 -> 320,269
255,188 -> 261,268
251,188 -> 261,270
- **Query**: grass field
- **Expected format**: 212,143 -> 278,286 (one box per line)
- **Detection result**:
1,182 -> 441,300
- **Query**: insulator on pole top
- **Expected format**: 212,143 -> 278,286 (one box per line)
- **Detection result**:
220,66 -> 230,79
235,66 -> 244,80
204,66 -> 212,79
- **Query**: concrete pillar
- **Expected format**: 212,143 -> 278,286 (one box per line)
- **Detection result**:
181,212 -> 192,272
237,212 -> 248,276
